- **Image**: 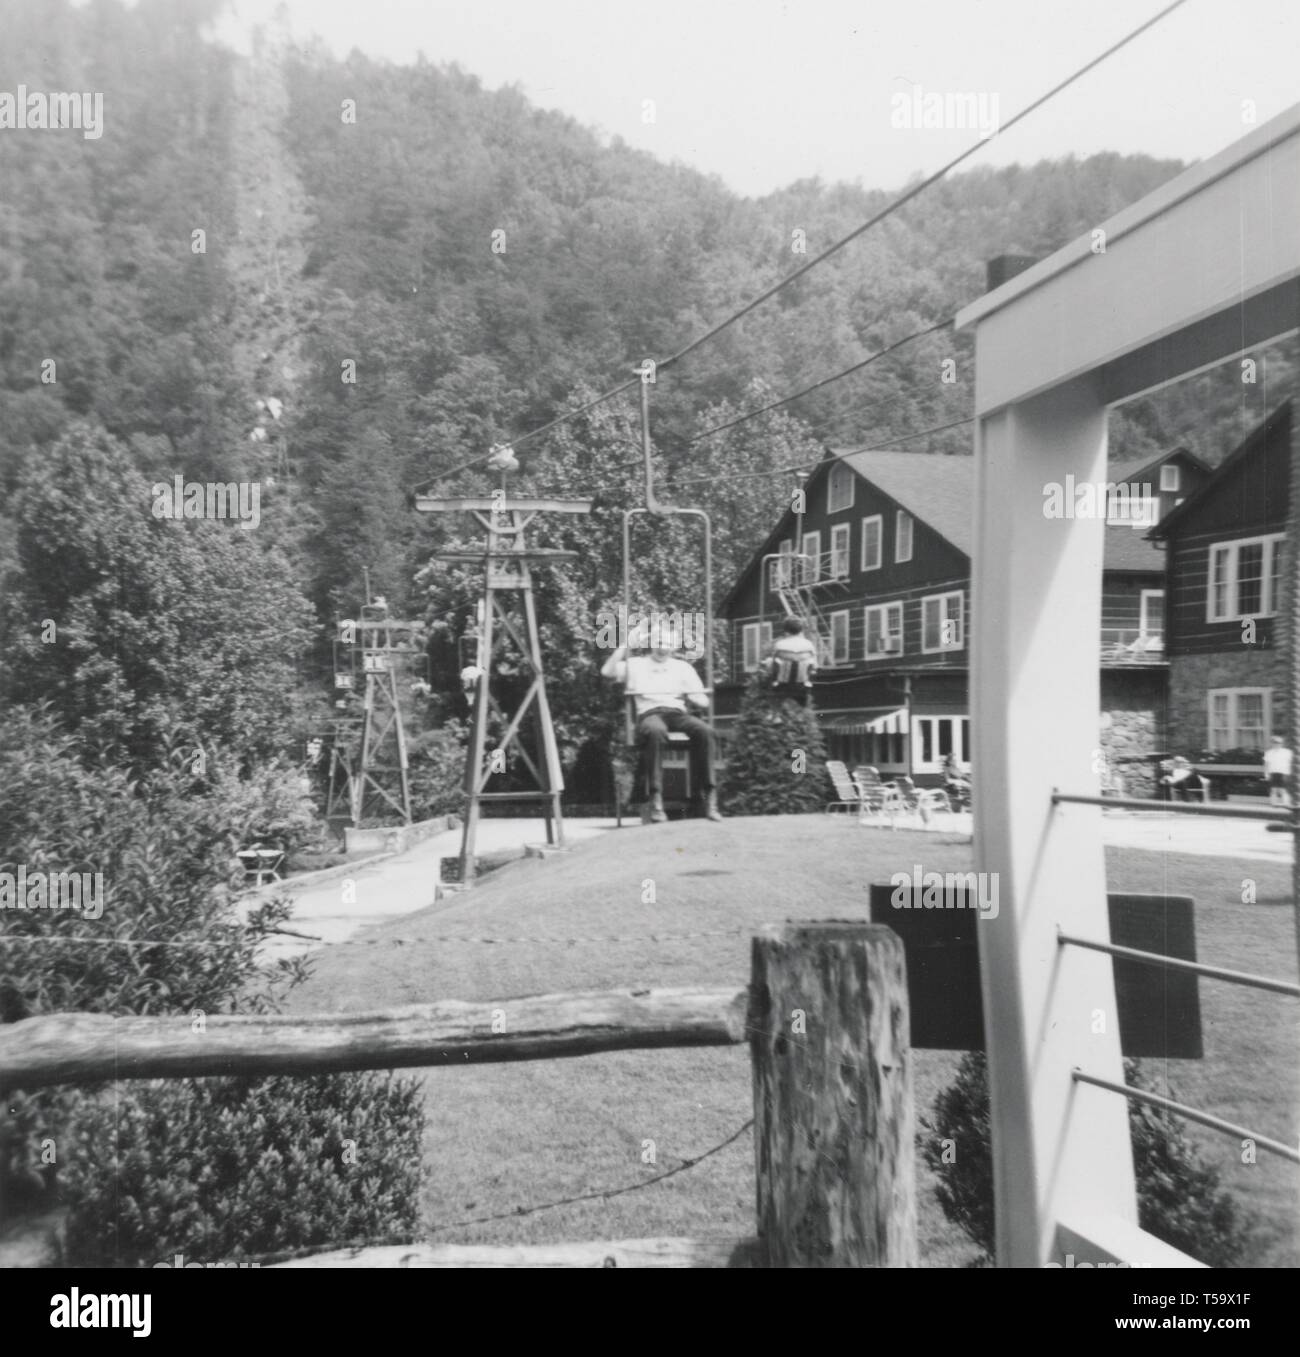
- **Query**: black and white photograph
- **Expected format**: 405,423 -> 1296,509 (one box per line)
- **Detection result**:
0,0 -> 1297,1315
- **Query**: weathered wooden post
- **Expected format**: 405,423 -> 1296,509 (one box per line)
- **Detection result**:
750,921 -> 915,1267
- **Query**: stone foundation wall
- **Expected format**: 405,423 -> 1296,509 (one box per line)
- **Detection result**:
1167,649 -> 1288,755
1099,669 -> 1167,798
1099,706 -> 1159,797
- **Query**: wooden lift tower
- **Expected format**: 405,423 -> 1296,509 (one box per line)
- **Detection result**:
324,598 -> 423,827
415,492 -> 592,884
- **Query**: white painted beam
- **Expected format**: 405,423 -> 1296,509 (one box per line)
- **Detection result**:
972,380 -> 1137,1268
1053,1217 -> 1207,1269
956,103 -> 1300,414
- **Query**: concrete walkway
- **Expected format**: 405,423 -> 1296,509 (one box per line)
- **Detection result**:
260,818 -> 619,962
843,803 -> 1292,865
1099,807 -> 1293,864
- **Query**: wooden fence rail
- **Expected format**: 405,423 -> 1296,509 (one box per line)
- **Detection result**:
0,988 -> 749,1092
2,923 -> 915,1267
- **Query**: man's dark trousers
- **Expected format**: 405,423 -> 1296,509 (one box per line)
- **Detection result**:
636,707 -> 716,801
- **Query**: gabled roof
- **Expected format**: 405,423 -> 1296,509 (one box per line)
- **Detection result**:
720,445 -> 1166,610
717,450 -> 973,611
1148,400 -> 1292,540
830,450 -> 975,555
1107,445 -> 1210,488
832,448 -> 1166,569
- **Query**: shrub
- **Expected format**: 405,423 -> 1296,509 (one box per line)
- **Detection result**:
56,1072 -> 427,1268
720,678 -> 829,815
406,719 -> 468,821
0,706 -> 308,1023
922,1052 -> 1254,1266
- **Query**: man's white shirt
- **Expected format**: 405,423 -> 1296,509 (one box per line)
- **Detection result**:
604,653 -> 705,718
1264,745 -> 1293,777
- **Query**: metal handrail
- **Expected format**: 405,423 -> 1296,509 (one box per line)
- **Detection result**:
1057,930 -> 1300,998
1052,791 -> 1291,821
1073,1070 -> 1299,1165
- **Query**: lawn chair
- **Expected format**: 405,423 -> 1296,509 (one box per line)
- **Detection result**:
825,760 -> 862,813
236,840 -> 286,887
891,776 -> 952,821
852,765 -> 903,824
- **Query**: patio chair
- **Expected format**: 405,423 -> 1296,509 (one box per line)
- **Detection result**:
825,760 -> 862,813
237,839 -> 286,887
891,775 -> 953,821
852,765 -> 904,823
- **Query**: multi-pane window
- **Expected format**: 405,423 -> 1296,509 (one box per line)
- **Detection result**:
830,523 -> 851,579
1139,589 -> 1164,642
742,623 -> 761,672
827,461 -> 855,514
861,515 -> 882,570
770,537 -> 797,586
922,591 -> 964,652
895,510 -> 913,563
864,603 -> 903,657
1208,688 -> 1271,751
829,610 -> 850,664
802,530 -> 821,584
912,716 -> 970,772
1208,535 -> 1284,621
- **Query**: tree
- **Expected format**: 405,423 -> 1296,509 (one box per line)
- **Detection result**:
1,422 -> 320,770
720,678 -> 829,814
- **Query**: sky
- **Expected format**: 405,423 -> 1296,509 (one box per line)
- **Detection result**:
201,0 -> 1297,199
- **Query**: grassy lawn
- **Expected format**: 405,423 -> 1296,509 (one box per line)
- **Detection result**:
287,816 -> 1298,1267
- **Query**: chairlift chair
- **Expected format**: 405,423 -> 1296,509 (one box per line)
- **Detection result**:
617,363 -> 717,823
621,659 -> 701,821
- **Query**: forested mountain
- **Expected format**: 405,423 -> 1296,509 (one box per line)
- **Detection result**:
2,0 -> 1295,770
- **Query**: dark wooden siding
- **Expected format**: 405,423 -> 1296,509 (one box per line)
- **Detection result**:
1164,531 -> 1279,655
728,578 -> 970,679
721,466 -> 969,622
1101,574 -> 1164,634
1159,408 -> 1290,656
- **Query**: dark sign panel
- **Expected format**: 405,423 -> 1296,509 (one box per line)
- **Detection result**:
868,887 -> 1202,1059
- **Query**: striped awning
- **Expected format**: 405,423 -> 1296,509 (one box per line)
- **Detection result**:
820,707 -> 909,737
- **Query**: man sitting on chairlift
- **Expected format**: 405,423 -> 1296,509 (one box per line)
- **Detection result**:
602,622 -> 723,824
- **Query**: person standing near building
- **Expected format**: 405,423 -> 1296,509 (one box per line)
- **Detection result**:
1263,735 -> 1293,808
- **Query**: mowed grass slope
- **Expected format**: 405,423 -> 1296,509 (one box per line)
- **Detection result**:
287,816 -> 1298,1267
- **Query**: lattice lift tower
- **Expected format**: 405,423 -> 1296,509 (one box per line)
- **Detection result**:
414,489 -> 592,884
326,594 -> 424,827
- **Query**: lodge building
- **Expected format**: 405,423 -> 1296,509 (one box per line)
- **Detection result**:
1149,399 -> 1292,756
713,440 -> 1228,794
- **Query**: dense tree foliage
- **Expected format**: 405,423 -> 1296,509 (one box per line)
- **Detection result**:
1,0 -> 1295,783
